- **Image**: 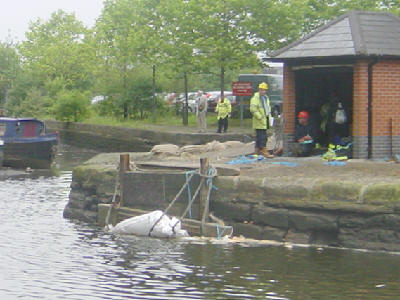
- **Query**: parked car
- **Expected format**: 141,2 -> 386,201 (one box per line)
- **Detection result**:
173,92 -> 198,113
206,91 -> 236,112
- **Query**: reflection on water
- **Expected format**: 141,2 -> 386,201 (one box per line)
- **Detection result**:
0,148 -> 399,299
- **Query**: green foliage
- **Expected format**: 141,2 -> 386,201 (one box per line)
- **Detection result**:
5,71 -> 44,117
53,89 -> 91,122
6,86 -> 52,117
6,10 -> 96,121
5,0 -> 400,126
0,40 -> 21,106
19,10 -> 95,91
93,69 -> 164,120
301,0 -> 395,34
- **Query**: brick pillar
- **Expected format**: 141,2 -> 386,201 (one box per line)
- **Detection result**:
370,60 -> 400,159
282,64 -> 296,153
352,60 -> 369,158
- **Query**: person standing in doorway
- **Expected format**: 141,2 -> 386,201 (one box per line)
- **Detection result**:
215,95 -> 231,133
250,82 -> 273,158
196,90 -> 208,133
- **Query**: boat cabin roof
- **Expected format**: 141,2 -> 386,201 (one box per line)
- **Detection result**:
0,118 -> 46,138
0,117 -> 44,123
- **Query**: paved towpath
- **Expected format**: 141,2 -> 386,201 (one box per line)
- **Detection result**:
128,124 -> 400,185
85,128 -> 400,188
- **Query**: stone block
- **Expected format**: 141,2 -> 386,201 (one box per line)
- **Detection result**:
311,181 -> 362,203
338,215 -> 365,229
363,214 -> 400,231
362,229 -> 398,243
98,195 -> 116,204
98,204 -> 118,227
284,230 -> 310,244
68,191 -> 85,208
337,228 -> 361,248
363,183 -> 400,205
309,231 -> 339,246
214,176 -> 238,191
83,195 -> 97,210
210,201 -> 251,222
215,176 -> 265,204
289,211 -> 338,232
73,165 -> 116,192
236,176 -> 264,195
263,183 -> 309,201
252,205 -> 289,228
70,182 -> 80,189
213,177 -> 238,202
261,226 -> 286,241
338,228 -> 400,251
233,223 -> 263,239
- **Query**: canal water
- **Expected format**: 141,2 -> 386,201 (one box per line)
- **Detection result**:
0,145 -> 399,299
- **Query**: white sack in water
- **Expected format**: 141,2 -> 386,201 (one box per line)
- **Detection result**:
110,210 -> 188,238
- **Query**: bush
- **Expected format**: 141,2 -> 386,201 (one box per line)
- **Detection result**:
53,89 -> 91,122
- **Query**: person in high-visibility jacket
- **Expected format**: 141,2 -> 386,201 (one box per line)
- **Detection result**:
215,95 -> 231,133
250,82 -> 273,158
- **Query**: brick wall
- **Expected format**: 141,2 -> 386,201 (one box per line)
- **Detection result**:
370,60 -> 400,158
345,59 -> 400,159
283,59 -> 400,159
282,64 -> 296,153
352,60 -> 369,158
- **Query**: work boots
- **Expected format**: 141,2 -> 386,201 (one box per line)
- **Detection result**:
260,147 -> 274,158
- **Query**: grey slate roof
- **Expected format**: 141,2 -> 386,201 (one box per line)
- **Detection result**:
271,11 -> 400,59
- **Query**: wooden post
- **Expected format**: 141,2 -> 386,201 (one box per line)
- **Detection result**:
199,157 -> 209,225
119,154 -> 131,207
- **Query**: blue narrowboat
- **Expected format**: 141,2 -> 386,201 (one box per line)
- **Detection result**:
0,118 -> 58,169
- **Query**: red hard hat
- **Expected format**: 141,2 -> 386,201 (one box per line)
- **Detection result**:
298,111 -> 309,119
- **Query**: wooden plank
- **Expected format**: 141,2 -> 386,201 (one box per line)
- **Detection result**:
199,157 -> 209,227
136,161 -> 240,176
119,154 -> 131,207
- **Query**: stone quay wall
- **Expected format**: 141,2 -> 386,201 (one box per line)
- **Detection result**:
64,162 -> 400,252
46,120 -> 250,152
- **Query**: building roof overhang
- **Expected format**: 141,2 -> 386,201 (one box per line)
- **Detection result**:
269,11 -> 400,63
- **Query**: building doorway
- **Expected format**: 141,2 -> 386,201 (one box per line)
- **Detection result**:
294,66 -> 353,146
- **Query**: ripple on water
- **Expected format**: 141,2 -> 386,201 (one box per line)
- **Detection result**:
0,171 -> 400,299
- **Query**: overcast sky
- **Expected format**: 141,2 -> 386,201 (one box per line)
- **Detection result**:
0,0 -> 104,42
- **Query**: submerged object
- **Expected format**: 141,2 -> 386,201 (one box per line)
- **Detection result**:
110,210 -> 189,238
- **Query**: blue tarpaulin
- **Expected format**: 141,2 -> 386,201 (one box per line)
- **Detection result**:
225,155 -> 299,167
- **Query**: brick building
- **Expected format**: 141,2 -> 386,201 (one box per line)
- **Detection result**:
270,11 -> 400,159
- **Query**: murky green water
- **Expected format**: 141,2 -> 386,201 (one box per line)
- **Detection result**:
0,145 -> 398,299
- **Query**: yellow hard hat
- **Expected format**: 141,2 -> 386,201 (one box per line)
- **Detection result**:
258,82 -> 268,90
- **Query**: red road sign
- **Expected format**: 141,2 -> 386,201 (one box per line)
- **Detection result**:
232,81 -> 253,96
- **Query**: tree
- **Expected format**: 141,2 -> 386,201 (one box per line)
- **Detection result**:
243,0 -> 308,51
12,10 -> 95,120
132,0 -> 167,121
187,0 -> 259,98
94,0 -> 147,119
300,0 -> 399,34
157,0 -> 201,125
0,40 -> 20,107
19,10 -> 95,91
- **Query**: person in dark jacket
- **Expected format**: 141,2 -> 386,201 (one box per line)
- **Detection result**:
293,111 -> 317,157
